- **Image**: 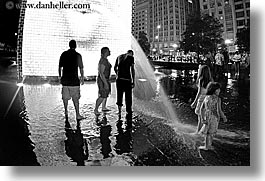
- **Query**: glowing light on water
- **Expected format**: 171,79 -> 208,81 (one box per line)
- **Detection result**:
17,82 -> 24,87
4,76 -> 26,118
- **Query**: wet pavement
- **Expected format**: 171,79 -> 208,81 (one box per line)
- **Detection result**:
0,64 -> 250,166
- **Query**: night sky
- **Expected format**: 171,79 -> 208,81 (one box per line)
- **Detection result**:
0,0 -> 20,48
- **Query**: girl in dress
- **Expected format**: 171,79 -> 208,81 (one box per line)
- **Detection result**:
199,82 -> 227,150
191,65 -> 213,133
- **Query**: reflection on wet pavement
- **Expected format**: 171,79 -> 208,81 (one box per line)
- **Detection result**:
0,67 -> 250,166
0,80 -> 139,166
21,82 -> 137,166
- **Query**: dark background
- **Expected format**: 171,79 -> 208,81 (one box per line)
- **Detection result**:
0,0 -> 20,48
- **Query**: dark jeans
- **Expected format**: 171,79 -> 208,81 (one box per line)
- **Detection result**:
116,79 -> 132,114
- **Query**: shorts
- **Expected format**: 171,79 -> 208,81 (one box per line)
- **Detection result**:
199,117 -> 219,135
97,79 -> 111,98
62,86 -> 81,101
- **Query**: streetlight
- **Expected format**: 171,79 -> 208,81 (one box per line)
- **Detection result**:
225,39 -> 233,45
225,39 -> 234,77
172,44 -> 178,61
225,39 -> 233,52
152,48 -> 157,60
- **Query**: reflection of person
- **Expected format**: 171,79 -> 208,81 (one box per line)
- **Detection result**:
191,65 -> 213,133
59,40 -> 84,120
99,123 -> 112,159
64,119 -> 88,166
114,50 -> 135,117
114,119 -> 133,154
94,47 -> 112,115
199,82 -> 227,150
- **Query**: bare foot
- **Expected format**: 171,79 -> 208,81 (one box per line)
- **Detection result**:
94,110 -> 100,116
77,115 -> 85,120
102,108 -> 111,112
199,146 -> 209,150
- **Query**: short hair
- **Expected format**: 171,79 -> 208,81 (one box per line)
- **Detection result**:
101,47 -> 109,55
127,50 -> 134,55
206,82 -> 221,95
69,40 -> 77,49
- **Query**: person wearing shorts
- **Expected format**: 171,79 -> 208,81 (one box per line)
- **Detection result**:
94,47 -> 112,115
59,40 -> 84,120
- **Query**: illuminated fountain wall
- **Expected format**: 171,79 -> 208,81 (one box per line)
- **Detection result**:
17,0 -> 132,77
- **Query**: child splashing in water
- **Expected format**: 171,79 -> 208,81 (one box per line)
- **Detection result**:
191,65 -> 213,133
199,82 -> 227,150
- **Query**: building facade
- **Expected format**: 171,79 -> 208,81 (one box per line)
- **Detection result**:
132,0 -> 200,56
132,0 -> 149,39
199,0 -> 250,52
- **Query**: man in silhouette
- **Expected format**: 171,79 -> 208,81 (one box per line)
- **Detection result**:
114,50 -> 135,118
59,40 -> 84,120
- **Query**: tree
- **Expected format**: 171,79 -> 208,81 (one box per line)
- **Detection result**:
236,25 -> 250,53
180,14 -> 223,57
138,31 -> 151,56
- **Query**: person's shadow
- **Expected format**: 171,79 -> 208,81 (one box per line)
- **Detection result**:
114,116 -> 133,155
64,118 -> 88,166
100,120 -> 112,158
99,117 -> 112,159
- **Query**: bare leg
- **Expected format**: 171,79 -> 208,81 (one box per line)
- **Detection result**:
73,98 -> 84,120
63,99 -> 68,118
196,116 -> 202,133
118,106 -> 122,115
208,134 -> 214,150
94,97 -> 104,114
102,98 -> 110,111
199,135 -> 208,150
102,98 -> 107,109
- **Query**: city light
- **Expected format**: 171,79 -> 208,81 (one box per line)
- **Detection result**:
172,44 -> 178,48
17,83 -> 24,87
225,39 -> 233,44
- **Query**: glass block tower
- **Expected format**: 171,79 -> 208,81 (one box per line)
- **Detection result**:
17,0 -> 132,78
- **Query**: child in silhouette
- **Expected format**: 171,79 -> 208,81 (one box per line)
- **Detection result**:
199,82 -> 227,150
191,65 -> 213,133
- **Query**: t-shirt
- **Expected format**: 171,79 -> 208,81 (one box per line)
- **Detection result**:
233,54 -> 241,62
59,49 -> 83,86
115,54 -> 134,81
215,53 -> 224,66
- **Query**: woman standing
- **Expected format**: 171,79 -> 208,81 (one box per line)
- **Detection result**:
94,47 -> 112,115
191,65 -> 213,133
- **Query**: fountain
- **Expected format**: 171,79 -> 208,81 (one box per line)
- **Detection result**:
18,0 -> 131,77
18,0 -> 194,132
1,0 -> 248,166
